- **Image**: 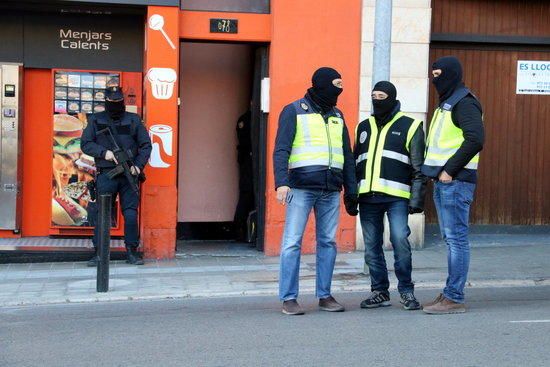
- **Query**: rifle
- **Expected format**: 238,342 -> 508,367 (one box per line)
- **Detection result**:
97,127 -> 141,195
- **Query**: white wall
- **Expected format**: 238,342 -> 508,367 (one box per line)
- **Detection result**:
357,0 -> 432,250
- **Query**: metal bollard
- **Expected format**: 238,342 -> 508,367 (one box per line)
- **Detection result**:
96,194 -> 112,292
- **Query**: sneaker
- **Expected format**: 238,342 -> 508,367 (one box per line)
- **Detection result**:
86,255 -> 99,267
400,292 -> 421,310
126,248 -> 144,265
282,299 -> 305,315
422,296 -> 466,315
423,293 -> 444,308
360,291 -> 391,309
319,296 -> 345,312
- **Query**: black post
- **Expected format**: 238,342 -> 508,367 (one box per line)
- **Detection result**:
96,194 -> 111,292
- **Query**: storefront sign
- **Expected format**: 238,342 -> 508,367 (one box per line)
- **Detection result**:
23,13 -> 144,71
516,60 -> 550,95
210,19 -> 239,34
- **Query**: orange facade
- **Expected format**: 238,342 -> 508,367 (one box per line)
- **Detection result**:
1,1 -> 362,258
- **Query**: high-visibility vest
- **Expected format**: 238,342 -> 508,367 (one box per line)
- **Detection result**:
288,99 -> 345,170
422,87 -> 480,178
355,111 -> 423,199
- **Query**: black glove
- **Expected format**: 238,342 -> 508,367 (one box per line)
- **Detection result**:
408,206 -> 423,215
344,194 -> 359,216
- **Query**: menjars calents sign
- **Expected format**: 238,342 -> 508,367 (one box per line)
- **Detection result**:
24,13 -> 144,71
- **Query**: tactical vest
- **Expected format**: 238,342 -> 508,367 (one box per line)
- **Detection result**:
422,88 -> 480,178
288,99 -> 345,170
355,112 -> 422,199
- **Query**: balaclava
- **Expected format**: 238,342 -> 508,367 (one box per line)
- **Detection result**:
432,56 -> 463,102
306,67 -> 343,112
105,100 -> 125,120
371,81 -> 398,123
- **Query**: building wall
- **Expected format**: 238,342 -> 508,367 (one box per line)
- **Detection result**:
264,0 -> 362,256
357,0 -> 433,249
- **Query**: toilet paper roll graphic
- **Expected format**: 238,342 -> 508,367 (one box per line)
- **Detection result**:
149,124 -> 173,168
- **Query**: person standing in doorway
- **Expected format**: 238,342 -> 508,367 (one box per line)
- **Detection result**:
234,105 -> 255,242
422,56 -> 484,314
354,81 -> 426,311
82,86 -> 152,266
273,67 -> 358,315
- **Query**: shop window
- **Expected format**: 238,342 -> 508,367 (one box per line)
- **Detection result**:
181,0 -> 270,14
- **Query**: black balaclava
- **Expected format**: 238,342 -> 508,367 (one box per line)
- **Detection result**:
432,56 -> 463,102
306,67 -> 343,112
372,81 -> 398,123
105,100 -> 125,120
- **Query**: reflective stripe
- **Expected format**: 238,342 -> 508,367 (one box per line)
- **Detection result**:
427,146 -> 459,155
424,157 -> 479,170
296,114 -> 313,144
291,146 -> 343,155
381,150 -> 410,165
289,159 -> 343,169
356,153 -> 368,164
377,178 -> 411,192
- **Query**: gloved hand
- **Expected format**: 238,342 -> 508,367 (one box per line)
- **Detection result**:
408,206 -> 423,215
344,194 -> 359,216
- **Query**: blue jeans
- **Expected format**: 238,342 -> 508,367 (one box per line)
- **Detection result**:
433,180 -> 476,303
279,189 -> 340,301
359,200 -> 414,294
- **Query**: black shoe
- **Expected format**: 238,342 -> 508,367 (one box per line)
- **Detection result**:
282,300 -> 305,315
400,292 -> 421,310
86,255 -> 99,267
360,291 -> 391,309
126,248 -> 144,265
319,296 -> 345,312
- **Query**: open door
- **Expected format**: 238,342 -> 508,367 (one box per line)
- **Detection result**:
250,46 -> 269,251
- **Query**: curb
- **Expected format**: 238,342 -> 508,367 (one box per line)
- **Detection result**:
2,278 -> 548,308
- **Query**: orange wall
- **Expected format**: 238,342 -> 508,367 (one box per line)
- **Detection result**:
264,0 -> 362,255
141,6 -> 180,259
178,42 -> 253,222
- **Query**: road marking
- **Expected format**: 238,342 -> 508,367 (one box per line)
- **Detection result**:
509,320 -> 550,323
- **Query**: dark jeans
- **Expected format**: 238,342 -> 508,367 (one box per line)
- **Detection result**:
359,200 -> 414,294
93,172 -> 140,249
433,180 -> 475,303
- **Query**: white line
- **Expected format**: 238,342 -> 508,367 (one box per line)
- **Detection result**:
509,320 -> 550,323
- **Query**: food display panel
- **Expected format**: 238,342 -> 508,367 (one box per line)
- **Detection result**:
51,70 -> 120,228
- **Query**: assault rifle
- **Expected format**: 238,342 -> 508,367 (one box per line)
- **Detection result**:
97,127 -> 142,195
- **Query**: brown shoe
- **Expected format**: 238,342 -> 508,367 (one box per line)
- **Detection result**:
282,300 -> 305,315
422,296 -> 466,315
319,296 -> 345,312
423,293 -> 444,308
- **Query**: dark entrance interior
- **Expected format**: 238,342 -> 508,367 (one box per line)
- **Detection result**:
177,41 -> 268,251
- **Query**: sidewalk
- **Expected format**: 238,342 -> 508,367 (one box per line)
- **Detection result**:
1,236 -> 549,307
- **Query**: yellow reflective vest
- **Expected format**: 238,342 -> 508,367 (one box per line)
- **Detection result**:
355,112 -> 423,199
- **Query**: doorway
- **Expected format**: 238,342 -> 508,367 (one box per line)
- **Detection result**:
177,41 -> 268,251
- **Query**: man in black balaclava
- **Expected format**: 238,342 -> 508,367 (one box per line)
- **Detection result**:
353,81 -> 426,311
422,56 -> 484,315
273,67 -> 357,315
81,85 -> 152,266
306,67 -> 344,113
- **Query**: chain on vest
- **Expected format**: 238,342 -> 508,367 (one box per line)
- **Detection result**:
356,112 -> 422,199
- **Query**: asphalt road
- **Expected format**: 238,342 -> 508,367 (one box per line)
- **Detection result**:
2,287 -> 550,367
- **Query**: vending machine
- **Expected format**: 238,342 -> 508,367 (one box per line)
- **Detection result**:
0,63 -> 23,232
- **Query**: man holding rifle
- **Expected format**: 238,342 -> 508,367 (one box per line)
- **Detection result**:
82,86 -> 152,266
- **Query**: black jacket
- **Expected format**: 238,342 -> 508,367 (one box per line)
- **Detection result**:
81,111 -> 152,170
273,96 -> 357,194
445,95 -> 484,183
355,105 -> 427,210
